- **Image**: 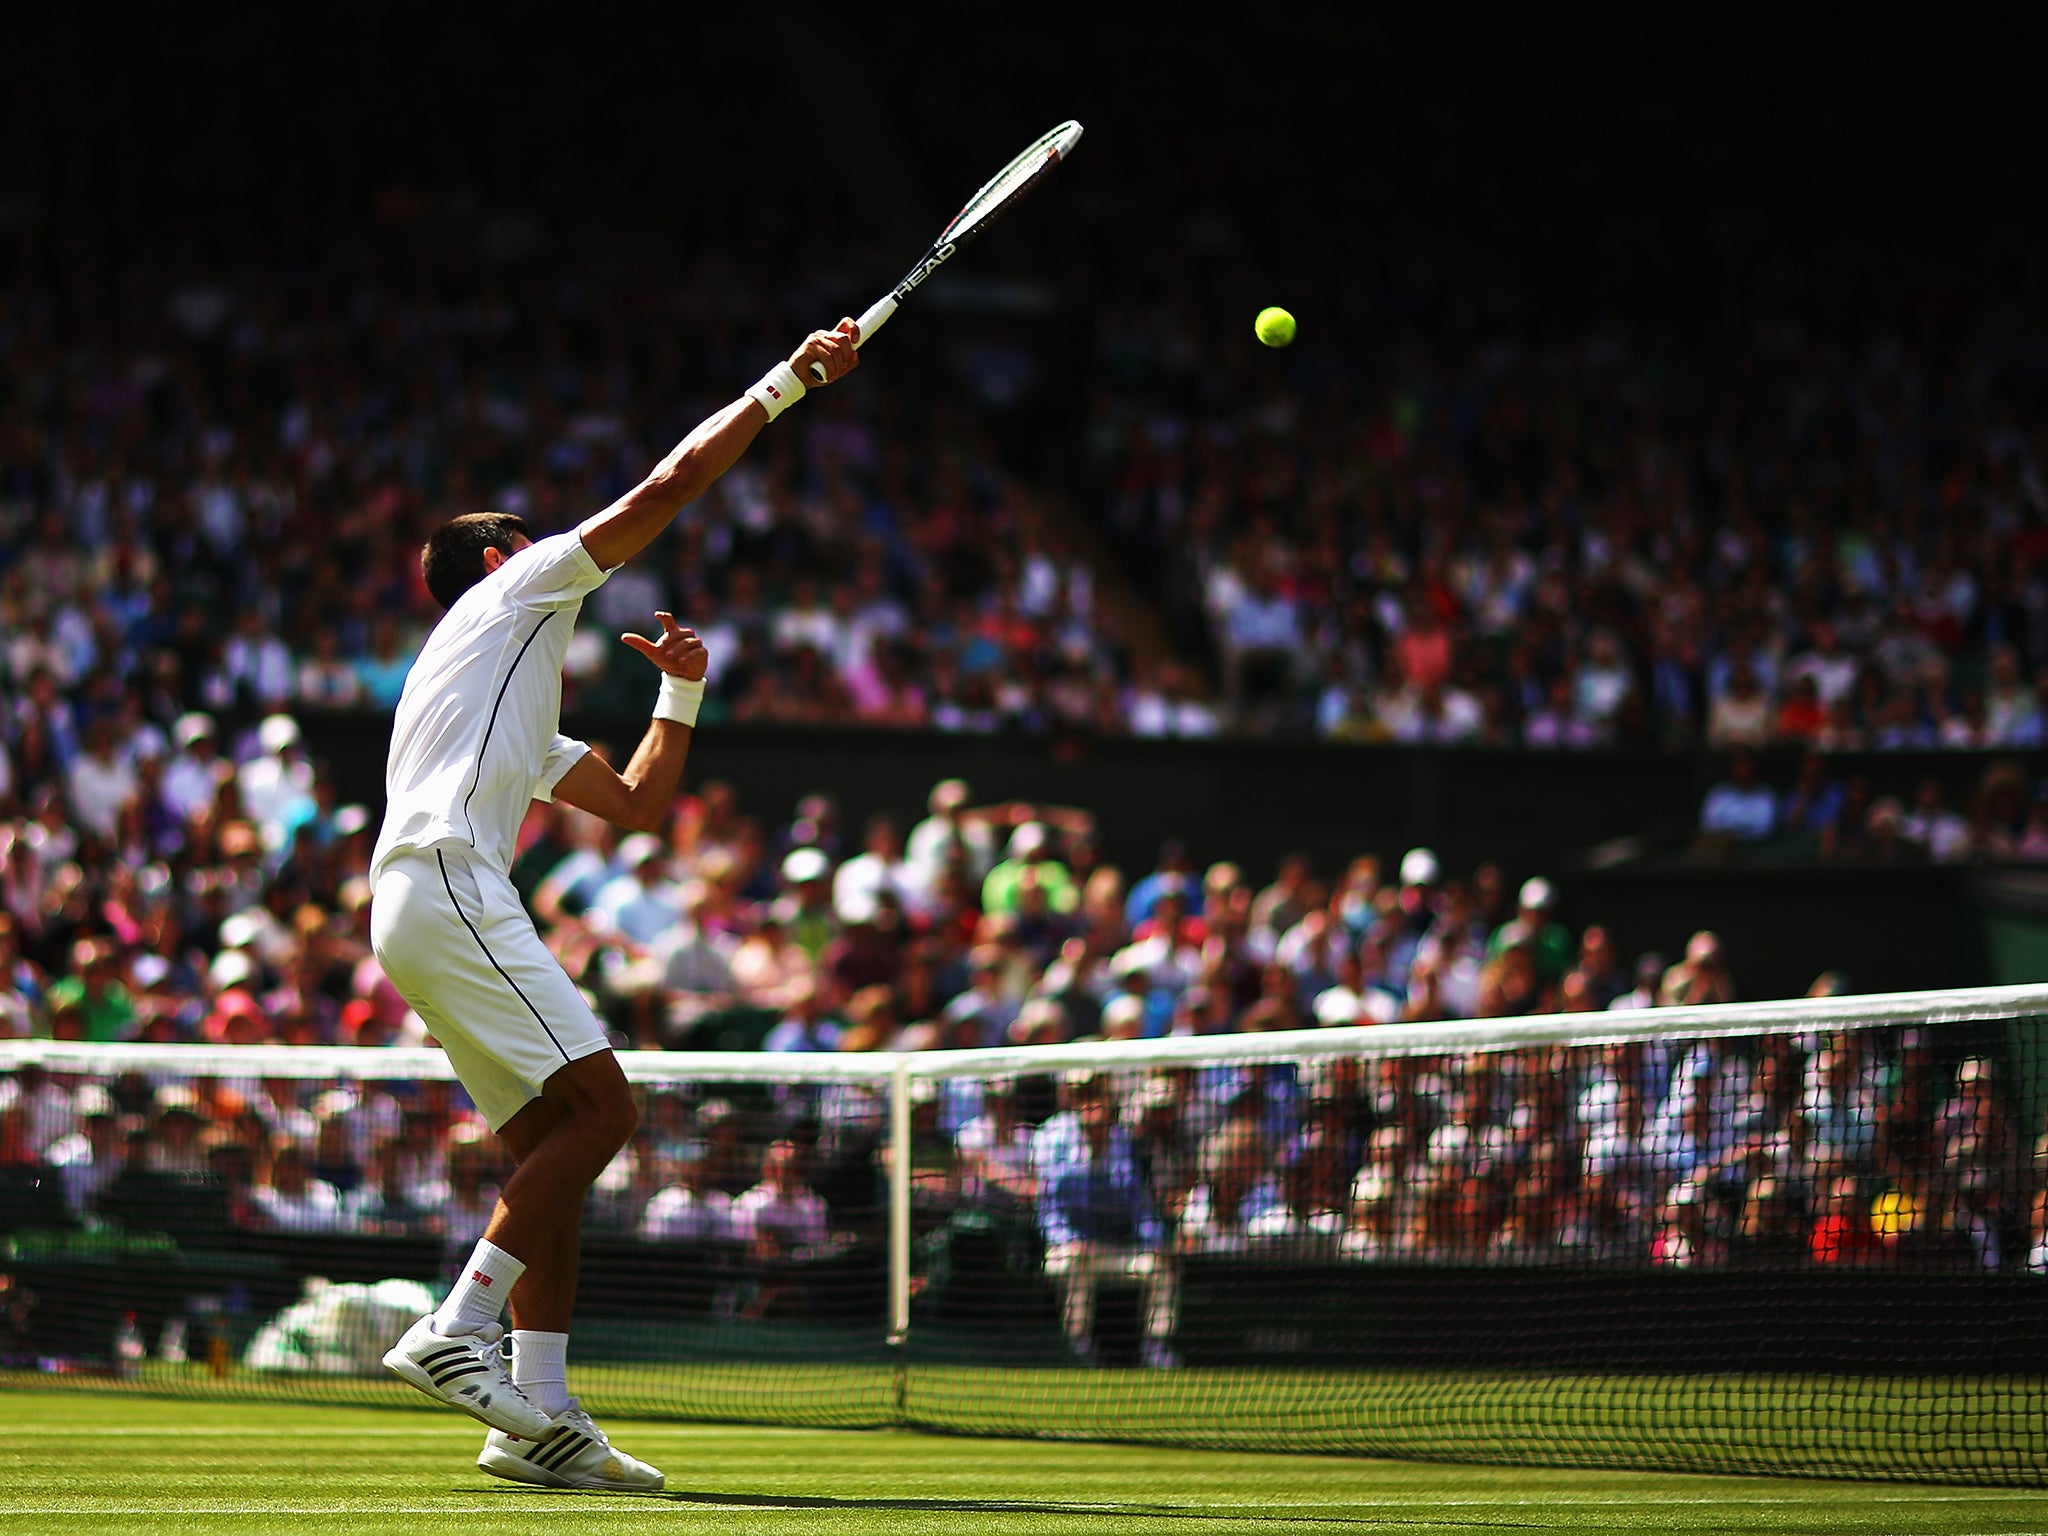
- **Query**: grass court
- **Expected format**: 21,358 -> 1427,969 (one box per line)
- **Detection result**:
3,1390 -> 2045,1535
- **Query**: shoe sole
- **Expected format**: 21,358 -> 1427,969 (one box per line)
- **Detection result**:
477,1444 -> 664,1492
380,1347 -> 554,1438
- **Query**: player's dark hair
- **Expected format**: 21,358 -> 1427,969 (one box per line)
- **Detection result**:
421,512 -> 532,610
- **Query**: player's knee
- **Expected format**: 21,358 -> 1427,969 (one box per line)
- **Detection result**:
588,1081 -> 638,1154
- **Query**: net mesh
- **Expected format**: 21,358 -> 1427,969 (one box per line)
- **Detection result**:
2,985 -> 2045,1484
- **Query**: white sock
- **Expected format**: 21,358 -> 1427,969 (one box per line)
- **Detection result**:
511,1330 -> 571,1416
432,1239 -> 525,1336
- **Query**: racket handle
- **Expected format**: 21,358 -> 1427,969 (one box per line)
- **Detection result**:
808,295 -> 898,384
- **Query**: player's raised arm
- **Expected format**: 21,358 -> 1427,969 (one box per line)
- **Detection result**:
577,321 -> 859,572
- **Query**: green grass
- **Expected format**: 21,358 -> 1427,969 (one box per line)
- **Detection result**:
2,1392 -> 2046,1535
12,1357 -> 2039,1483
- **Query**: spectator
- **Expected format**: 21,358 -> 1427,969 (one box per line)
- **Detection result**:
832,815 -> 912,926
1177,1121 -> 1281,1251
249,1139 -> 348,1231
762,980 -> 845,1054
1660,931 -> 1736,1007
733,1140 -> 829,1254
640,1147 -> 741,1241
1699,750 -> 1777,844
44,939 -> 137,1043
1707,659 -> 1774,750
1032,1074 -> 1177,1368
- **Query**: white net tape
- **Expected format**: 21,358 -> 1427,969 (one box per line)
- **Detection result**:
5,981 -> 2044,1084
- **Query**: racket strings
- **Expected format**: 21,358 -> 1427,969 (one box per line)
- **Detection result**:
940,122 -> 1082,242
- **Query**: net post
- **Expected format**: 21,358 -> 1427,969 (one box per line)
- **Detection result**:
887,1050 -> 912,1417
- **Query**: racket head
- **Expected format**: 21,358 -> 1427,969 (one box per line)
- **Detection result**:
938,120 -> 1084,246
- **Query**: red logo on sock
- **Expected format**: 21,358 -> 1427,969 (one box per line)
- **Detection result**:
472,1271 -> 493,1287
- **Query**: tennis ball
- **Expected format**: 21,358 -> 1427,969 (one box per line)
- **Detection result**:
1255,306 -> 1296,348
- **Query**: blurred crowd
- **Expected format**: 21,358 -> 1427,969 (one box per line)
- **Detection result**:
0,226 -> 1134,749
1697,749 -> 2048,861
1089,272 -> 2048,744
0,722 -> 1757,1054
10,209 -> 2048,751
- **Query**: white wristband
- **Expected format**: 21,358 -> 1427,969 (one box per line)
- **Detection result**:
654,673 -> 705,727
745,361 -> 807,423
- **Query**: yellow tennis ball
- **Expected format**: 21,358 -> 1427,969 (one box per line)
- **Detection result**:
1255,306 -> 1296,348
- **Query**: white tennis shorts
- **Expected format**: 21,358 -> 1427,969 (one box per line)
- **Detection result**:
370,843 -> 612,1129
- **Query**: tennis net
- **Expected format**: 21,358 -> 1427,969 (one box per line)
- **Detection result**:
1,982 -> 2044,1483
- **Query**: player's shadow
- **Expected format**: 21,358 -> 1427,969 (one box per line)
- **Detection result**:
483,1486 -> 1530,1527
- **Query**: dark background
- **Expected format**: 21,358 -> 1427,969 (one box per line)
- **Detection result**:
10,9 -> 2046,346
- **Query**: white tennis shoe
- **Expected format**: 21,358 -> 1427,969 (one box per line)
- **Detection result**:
381,1315 -> 556,1438
478,1401 -> 665,1491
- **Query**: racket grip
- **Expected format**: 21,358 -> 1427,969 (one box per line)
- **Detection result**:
808,295 -> 899,383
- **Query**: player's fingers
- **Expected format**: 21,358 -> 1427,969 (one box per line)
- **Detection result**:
655,611 -> 682,634
837,316 -> 860,342
620,633 -> 661,659
819,332 -> 856,380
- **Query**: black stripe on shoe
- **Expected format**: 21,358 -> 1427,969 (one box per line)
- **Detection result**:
417,1344 -> 473,1368
532,1432 -> 592,1472
430,1363 -> 491,1386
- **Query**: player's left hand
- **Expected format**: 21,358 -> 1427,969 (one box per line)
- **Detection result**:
622,612 -> 709,681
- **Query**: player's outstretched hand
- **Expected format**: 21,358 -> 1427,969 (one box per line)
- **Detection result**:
791,319 -> 860,386
621,612 -> 709,681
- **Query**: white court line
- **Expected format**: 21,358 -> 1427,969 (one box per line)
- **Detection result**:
0,1423 -> 822,1438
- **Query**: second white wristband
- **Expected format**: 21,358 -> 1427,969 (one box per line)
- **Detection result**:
745,361 -> 807,423
654,673 -> 705,727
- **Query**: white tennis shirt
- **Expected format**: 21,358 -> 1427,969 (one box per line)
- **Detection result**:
372,531 -> 612,881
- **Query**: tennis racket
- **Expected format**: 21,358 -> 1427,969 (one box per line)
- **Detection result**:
808,119 -> 1084,382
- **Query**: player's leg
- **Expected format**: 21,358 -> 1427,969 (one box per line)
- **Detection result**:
484,1049 -> 636,1261
496,1093 -> 586,1422
475,1088 -> 662,1491
370,849 -> 609,1437
496,1095 -> 580,1334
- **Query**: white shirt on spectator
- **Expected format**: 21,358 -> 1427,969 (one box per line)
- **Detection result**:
833,850 -> 911,924
68,749 -> 136,841
1225,592 -> 1300,653
251,1177 -> 348,1232
771,600 -> 841,658
1706,691 -> 1773,748
640,1182 -> 739,1241
733,1181 -> 828,1249
0,1077 -> 76,1157
1902,805 -> 1971,863
1786,649 -> 1859,707
225,631 -> 296,709
163,751 -> 224,824
588,873 -> 682,948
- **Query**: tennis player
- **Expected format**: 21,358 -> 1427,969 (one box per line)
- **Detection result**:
369,320 -> 859,1490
